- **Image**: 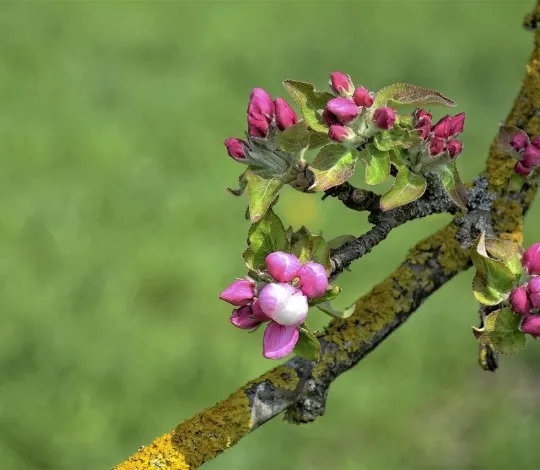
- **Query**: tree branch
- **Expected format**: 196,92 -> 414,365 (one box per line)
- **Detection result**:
114,3 -> 540,469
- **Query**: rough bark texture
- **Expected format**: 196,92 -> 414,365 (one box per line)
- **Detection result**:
114,4 -> 540,469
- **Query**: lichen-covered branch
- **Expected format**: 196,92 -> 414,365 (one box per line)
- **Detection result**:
114,3 -> 540,469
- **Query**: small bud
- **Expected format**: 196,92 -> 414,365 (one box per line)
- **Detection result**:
510,131 -> 529,152
329,71 -> 354,97
325,97 -> 359,124
219,279 -> 255,306
509,286 -> 531,315
230,305 -> 261,329
521,314 -> 540,338
414,108 -> 432,122
263,322 -> 299,359
251,298 -> 270,322
224,138 -> 249,161
415,118 -> 431,140
373,107 -> 396,129
449,112 -> 465,135
531,136 -> 540,149
514,161 -> 532,176
274,98 -> 298,131
265,251 -> 302,282
431,115 -> 452,139
352,86 -> 374,108
429,137 -> 446,156
328,124 -> 355,143
523,243 -> 540,275
322,108 -> 339,126
528,277 -> 540,309
247,88 -> 275,120
258,283 -> 308,326
248,113 -> 270,138
298,262 -> 329,298
446,139 -> 463,159
523,143 -> 540,168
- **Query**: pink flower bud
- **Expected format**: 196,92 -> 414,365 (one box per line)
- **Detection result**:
251,298 -> 270,322
446,139 -> 463,159
298,262 -> 329,298
258,283 -> 307,326
329,71 -> 354,97
414,108 -> 432,122
224,138 -> 249,161
415,118 -> 431,140
523,143 -> 540,168
322,108 -> 339,126
219,279 -> 255,306
449,112 -> 465,135
230,305 -> 262,329
274,98 -> 298,131
263,322 -> 299,359
509,286 -> 532,315
515,161 -> 532,176
247,88 -> 275,120
353,86 -> 374,108
373,107 -> 396,129
531,136 -> 540,149
521,314 -> 540,338
325,97 -> 359,124
431,115 -> 452,139
523,243 -> 540,275
510,131 -> 529,152
248,114 -> 270,138
328,124 -> 355,143
429,137 -> 446,156
528,277 -> 540,309
265,251 -> 302,282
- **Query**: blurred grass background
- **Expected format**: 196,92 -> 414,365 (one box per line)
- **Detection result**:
1,1 -> 539,469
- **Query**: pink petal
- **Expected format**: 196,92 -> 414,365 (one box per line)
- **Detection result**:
230,306 -> 261,329
262,322 -> 299,359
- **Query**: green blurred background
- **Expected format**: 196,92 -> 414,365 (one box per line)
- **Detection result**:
1,1 -> 539,469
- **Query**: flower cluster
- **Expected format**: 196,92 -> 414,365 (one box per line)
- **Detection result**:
508,243 -> 540,336
324,71 -> 396,145
219,252 -> 329,359
413,108 -> 465,159
224,88 -> 298,162
510,131 -> 540,176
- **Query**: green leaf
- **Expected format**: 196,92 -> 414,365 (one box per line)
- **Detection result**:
317,300 -> 356,319
226,170 -> 248,197
374,83 -> 456,108
471,233 -> 518,306
472,307 -> 527,355
435,162 -> 468,212
291,232 -> 331,271
274,121 -> 311,152
307,130 -> 330,150
380,166 -> 427,211
326,235 -> 356,250
359,145 -> 390,185
309,144 -> 358,192
294,326 -> 321,361
308,285 -> 341,306
373,127 -> 419,152
245,170 -> 284,222
283,80 -> 334,133
243,207 -> 287,269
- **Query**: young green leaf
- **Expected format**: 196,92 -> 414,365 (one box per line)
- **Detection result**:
274,121 -> 311,152
326,235 -> 356,250
374,83 -> 456,108
283,80 -> 334,133
380,166 -> 427,211
307,130 -> 330,150
435,162 -> 468,212
245,170 -> 284,222
373,127 -> 419,152
309,144 -> 358,192
359,145 -> 391,185
472,307 -> 527,355
294,326 -> 321,360
291,233 -> 331,271
317,300 -> 355,319
226,170 -> 248,197
308,285 -> 341,306
243,207 -> 287,269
